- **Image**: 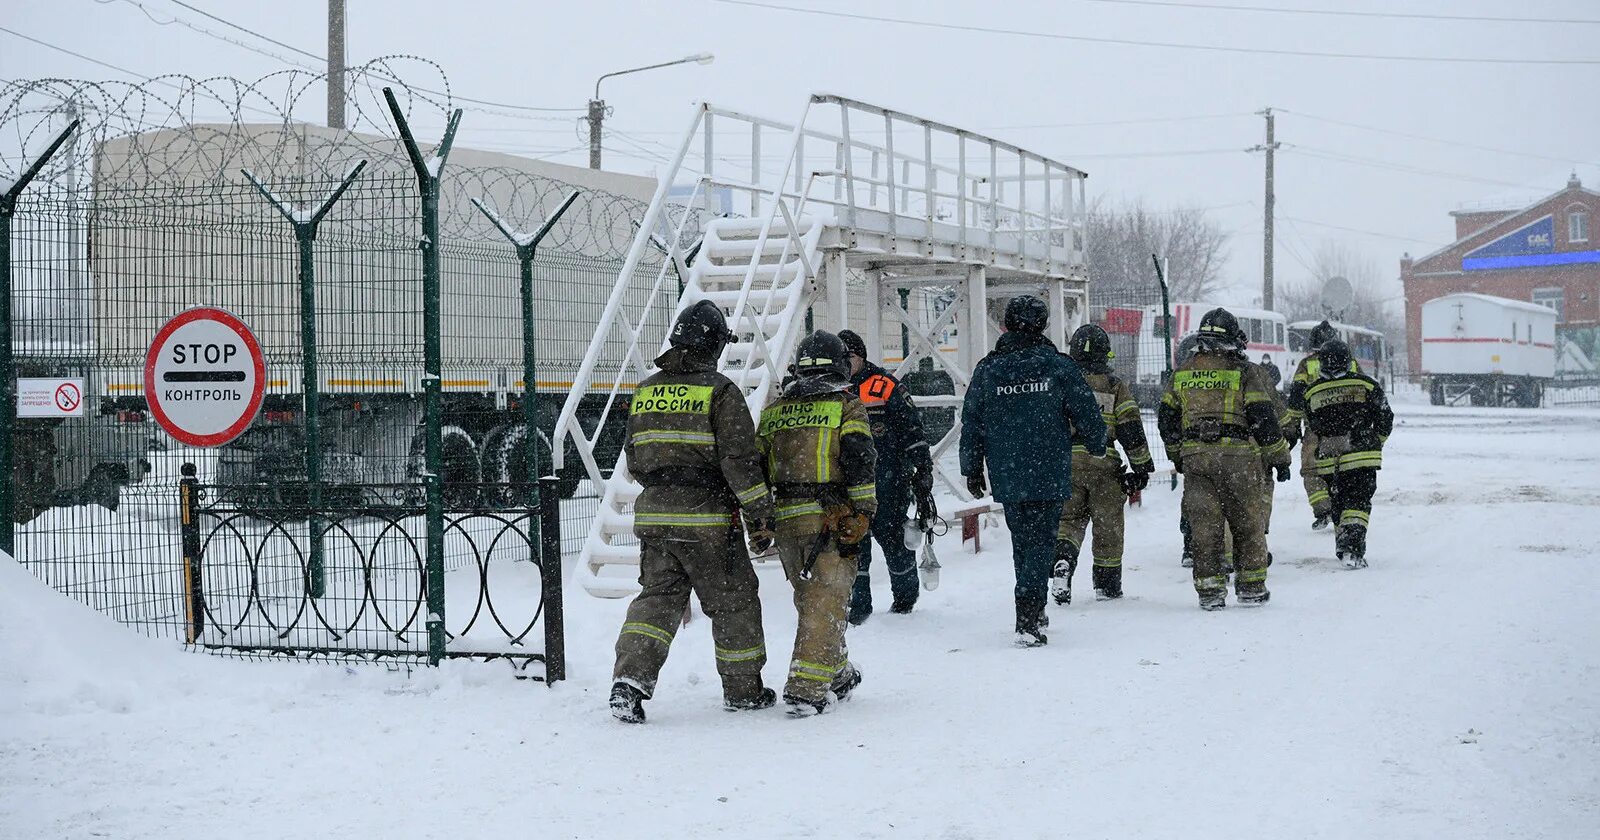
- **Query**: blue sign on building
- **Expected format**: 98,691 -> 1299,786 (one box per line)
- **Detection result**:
1463,214 -> 1600,270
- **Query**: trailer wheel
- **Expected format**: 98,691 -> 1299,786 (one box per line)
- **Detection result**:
408,425 -> 482,510
1429,381 -> 1444,406
483,423 -> 578,505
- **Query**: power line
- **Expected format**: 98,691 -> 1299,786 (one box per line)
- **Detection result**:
1288,145 -> 1553,191
158,0 -> 584,113
1075,0 -> 1600,26
1279,214 -> 1442,246
712,0 -> 1600,65
1279,109 -> 1593,166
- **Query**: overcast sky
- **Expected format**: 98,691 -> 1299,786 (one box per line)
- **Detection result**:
4,0 -> 1597,309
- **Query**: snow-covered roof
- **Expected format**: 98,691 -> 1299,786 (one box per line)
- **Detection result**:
1426,292 -> 1558,315
1413,175 -> 1600,268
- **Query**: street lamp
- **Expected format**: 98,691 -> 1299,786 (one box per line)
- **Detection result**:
588,52 -> 714,170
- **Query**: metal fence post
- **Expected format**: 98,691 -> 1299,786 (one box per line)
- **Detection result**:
242,162 -> 366,600
470,191 -> 577,684
0,119 -> 79,556
538,475 -> 566,683
179,462 -> 206,643
386,88 -> 461,666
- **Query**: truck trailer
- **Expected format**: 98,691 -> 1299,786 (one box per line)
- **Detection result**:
1420,293 -> 1556,407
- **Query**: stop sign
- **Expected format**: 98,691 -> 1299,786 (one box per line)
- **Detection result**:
144,307 -> 267,447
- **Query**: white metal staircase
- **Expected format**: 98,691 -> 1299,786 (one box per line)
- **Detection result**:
556,94 -> 1092,597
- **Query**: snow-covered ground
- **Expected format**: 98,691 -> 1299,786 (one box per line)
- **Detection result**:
4,403 -> 1599,839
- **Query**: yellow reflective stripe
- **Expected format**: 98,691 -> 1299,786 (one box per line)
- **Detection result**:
622,622 -> 674,645
1093,557 -> 1121,568
847,483 -> 875,500
1236,568 -> 1268,583
815,426 -> 833,483
840,419 -> 871,437
776,501 -> 825,521
1245,391 -> 1270,404
630,430 -> 716,446
1284,408 -> 1304,422
1115,400 -> 1140,416
1341,510 -> 1370,525
1260,439 -> 1289,458
1307,490 -> 1330,505
634,512 -> 732,527
1338,451 -> 1382,467
734,483 -> 770,505
790,660 -> 842,682
715,644 -> 765,663
1162,391 -> 1179,408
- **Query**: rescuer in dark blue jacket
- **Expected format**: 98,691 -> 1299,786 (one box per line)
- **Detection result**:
959,296 -> 1107,647
837,329 -> 935,624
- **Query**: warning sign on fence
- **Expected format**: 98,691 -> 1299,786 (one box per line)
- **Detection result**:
17,378 -> 86,418
144,307 -> 267,447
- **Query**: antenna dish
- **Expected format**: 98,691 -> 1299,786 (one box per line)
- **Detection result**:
1321,275 -> 1354,316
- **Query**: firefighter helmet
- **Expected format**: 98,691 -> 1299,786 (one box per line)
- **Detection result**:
1068,324 -> 1113,366
1318,339 -> 1352,377
1196,308 -> 1246,353
1003,295 -> 1049,334
668,300 -> 737,353
1310,320 -> 1338,349
794,330 -> 850,381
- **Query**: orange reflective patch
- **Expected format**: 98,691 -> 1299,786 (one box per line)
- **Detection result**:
859,374 -> 896,405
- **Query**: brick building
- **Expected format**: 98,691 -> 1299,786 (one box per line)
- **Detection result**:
1401,174 -> 1599,372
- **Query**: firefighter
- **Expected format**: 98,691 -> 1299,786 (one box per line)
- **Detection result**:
756,330 -> 877,717
609,301 -> 778,724
1157,308 -> 1292,611
1053,324 -> 1154,604
836,329 -> 935,624
1301,339 -> 1393,569
1284,320 -> 1361,529
960,296 -> 1106,646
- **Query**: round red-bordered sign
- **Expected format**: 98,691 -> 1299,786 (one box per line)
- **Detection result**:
143,307 -> 267,448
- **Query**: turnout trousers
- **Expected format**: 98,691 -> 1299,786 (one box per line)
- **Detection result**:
776,524 -> 858,704
851,464 -> 918,613
1007,499 -> 1067,608
612,526 -> 767,704
1301,427 -> 1332,519
1181,450 -> 1271,596
1057,463 -> 1126,572
1329,466 -> 1378,558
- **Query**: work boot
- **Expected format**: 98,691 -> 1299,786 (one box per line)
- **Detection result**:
890,594 -> 917,614
1014,598 -> 1048,647
1236,582 -> 1271,606
1336,524 -> 1369,570
783,694 -> 829,718
1312,513 -> 1332,531
1092,565 -> 1123,600
1181,554 -> 1194,569
724,687 -> 777,712
1198,589 -> 1226,611
847,603 -> 872,626
1050,541 -> 1079,605
831,665 -> 864,702
609,682 -> 647,724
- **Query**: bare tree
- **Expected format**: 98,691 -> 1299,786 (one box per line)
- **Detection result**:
1277,241 -> 1405,350
1085,199 -> 1230,307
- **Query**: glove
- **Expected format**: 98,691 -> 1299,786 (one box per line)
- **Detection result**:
1283,424 -> 1301,449
966,470 -> 987,499
912,464 -> 935,496
1120,470 -> 1149,495
1274,464 -> 1291,483
825,505 -> 871,545
746,516 -> 775,554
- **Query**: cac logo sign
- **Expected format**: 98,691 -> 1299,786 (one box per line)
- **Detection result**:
143,307 -> 267,447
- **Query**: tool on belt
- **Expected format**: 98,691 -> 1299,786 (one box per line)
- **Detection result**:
788,483 -> 869,580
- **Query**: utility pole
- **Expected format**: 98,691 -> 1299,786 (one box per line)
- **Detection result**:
327,0 -> 346,129
1247,107 -> 1280,310
587,98 -> 606,170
